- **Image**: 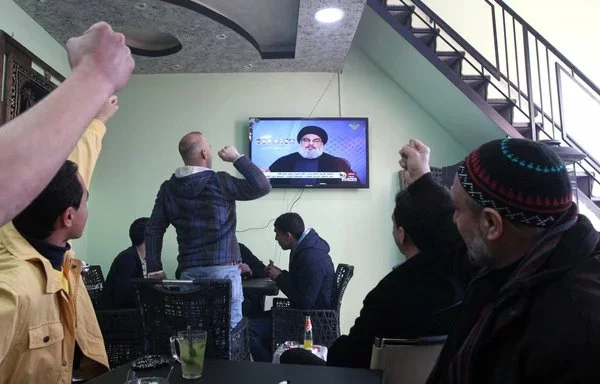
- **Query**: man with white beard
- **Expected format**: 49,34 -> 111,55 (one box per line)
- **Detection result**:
267,126 -> 356,186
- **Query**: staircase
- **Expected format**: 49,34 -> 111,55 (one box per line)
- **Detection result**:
369,0 -> 600,212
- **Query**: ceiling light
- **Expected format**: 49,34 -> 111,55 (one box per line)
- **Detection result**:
135,2 -> 147,10
216,34 -> 228,40
315,8 -> 344,23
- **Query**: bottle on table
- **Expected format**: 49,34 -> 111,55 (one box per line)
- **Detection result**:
303,315 -> 313,350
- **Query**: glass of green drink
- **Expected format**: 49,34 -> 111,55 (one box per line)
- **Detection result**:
170,330 -> 207,379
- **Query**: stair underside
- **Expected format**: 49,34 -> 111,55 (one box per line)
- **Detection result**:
382,3 -> 599,208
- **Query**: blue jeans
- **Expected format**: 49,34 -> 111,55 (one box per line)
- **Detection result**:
180,265 -> 243,329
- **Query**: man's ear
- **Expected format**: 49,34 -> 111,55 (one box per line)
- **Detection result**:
394,226 -> 406,245
200,148 -> 209,160
59,207 -> 76,229
480,208 -> 503,241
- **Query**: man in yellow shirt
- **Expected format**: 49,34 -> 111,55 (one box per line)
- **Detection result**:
0,96 -> 118,383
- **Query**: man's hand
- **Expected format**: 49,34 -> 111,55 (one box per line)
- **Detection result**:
266,265 -> 282,281
148,271 -> 167,280
95,95 -> 119,123
399,139 -> 431,184
66,22 -> 134,94
218,146 -> 241,162
239,263 -> 252,278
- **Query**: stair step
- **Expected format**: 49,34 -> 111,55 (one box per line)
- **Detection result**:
512,122 -> 543,140
488,98 -> 515,123
411,28 -> 439,52
387,5 -> 414,26
437,51 -> 464,74
462,75 -> 490,99
573,171 -> 597,197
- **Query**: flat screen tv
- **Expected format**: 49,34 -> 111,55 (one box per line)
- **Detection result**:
248,117 -> 369,188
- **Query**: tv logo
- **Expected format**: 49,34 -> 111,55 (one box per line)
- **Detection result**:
349,123 -> 360,130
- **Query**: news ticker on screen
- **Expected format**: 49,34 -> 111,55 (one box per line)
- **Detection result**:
265,172 -> 358,181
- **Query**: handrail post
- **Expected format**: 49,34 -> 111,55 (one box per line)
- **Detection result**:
522,27 -> 537,141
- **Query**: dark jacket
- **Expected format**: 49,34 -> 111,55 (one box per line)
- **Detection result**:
275,229 -> 336,309
98,246 -> 143,309
269,152 -> 356,186
424,179 -> 600,383
146,156 -> 271,276
327,173 -> 471,369
239,242 -> 267,278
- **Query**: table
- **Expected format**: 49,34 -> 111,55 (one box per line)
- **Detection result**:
87,359 -> 382,384
242,278 -> 279,296
242,278 -> 279,317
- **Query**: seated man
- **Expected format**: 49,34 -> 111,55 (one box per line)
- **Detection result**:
98,217 -> 149,309
267,126 -> 358,186
398,138 -> 600,383
239,243 -> 268,317
0,98 -> 117,382
249,212 -> 335,362
239,242 -> 267,279
281,183 -> 472,368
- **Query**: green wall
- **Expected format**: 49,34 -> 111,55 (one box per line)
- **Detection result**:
84,47 -> 467,332
2,0 -> 469,333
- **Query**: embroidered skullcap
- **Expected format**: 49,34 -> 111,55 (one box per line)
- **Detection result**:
458,138 -> 572,227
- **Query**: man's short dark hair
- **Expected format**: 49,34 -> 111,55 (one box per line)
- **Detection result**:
13,160 -> 83,239
393,189 -> 427,249
274,212 -> 305,239
129,217 -> 149,246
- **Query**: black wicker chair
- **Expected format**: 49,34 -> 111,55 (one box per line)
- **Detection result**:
133,279 -> 249,361
82,265 -> 105,308
95,308 -> 145,368
82,264 -> 105,288
271,263 -> 354,349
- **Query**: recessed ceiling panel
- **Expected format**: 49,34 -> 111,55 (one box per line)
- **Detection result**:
12,0 -> 366,74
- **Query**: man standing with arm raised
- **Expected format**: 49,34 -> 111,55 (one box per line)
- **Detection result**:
145,132 -> 271,328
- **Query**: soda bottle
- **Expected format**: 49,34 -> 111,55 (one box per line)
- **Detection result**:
303,316 -> 313,350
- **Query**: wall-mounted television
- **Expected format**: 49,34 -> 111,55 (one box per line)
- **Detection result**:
248,117 -> 369,189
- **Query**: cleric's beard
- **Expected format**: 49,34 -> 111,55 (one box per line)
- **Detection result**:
298,145 -> 324,159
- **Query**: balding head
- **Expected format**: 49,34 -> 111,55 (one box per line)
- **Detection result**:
178,132 -> 212,167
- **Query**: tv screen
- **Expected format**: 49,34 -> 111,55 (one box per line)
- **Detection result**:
248,117 -> 369,188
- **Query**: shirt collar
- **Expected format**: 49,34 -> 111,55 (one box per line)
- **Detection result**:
20,232 -> 70,271
0,222 -> 66,293
296,228 -> 311,246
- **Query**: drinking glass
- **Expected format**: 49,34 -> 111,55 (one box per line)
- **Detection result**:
170,330 -> 207,379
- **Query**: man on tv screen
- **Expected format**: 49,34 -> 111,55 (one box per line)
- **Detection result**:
266,126 -> 358,186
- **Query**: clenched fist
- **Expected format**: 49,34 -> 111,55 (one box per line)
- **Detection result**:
66,22 -> 135,94
218,146 -> 242,162
95,95 -> 119,123
399,139 -> 431,184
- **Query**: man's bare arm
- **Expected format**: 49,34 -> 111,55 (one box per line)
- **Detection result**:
0,22 -> 134,227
